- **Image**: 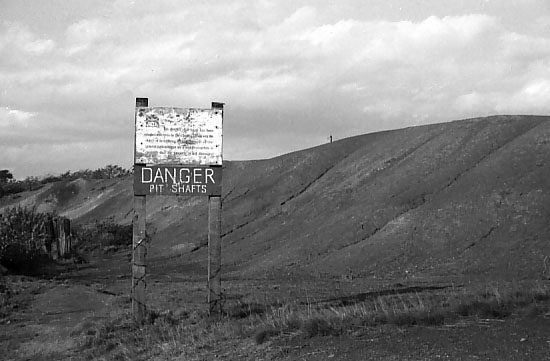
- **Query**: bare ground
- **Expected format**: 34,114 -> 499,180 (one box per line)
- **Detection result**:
267,317 -> 550,361
1,252 -> 549,361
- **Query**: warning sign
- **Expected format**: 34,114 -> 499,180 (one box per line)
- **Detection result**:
134,165 -> 222,196
135,107 -> 223,166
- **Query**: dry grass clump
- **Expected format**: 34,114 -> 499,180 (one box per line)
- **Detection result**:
74,281 -> 550,359
76,306 -> 258,360
251,281 -> 550,344
223,301 -> 269,318
300,317 -> 336,337
453,282 -> 550,319
256,291 -> 450,342
253,327 -> 279,345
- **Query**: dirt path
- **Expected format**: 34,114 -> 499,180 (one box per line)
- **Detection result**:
0,261 -> 127,361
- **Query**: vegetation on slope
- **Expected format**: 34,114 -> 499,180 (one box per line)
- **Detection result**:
0,206 -> 56,274
0,165 -> 132,199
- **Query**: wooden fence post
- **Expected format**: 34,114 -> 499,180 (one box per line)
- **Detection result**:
57,218 -> 71,257
208,101 -> 224,316
44,216 -> 55,257
59,220 -> 65,258
52,218 -> 59,260
208,194 -> 222,316
133,97 -> 148,323
65,218 -> 72,256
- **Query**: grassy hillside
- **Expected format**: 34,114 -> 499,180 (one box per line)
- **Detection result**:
216,115 -> 550,279
2,115 -> 549,279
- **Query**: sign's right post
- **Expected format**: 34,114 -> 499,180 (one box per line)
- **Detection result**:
208,102 -> 223,316
208,193 -> 222,315
133,97 -> 149,323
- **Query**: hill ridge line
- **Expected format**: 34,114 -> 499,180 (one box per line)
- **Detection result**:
222,139 -> 370,238
433,118 -> 543,192
278,127 -> 445,208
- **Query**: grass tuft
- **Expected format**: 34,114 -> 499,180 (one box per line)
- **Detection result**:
300,317 -> 335,337
254,327 -> 279,344
456,299 -> 510,318
224,301 -> 268,318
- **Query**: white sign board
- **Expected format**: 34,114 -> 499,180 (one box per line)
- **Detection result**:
135,107 -> 223,165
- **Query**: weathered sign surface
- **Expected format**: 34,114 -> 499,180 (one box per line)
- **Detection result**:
135,107 -> 223,165
134,165 -> 222,196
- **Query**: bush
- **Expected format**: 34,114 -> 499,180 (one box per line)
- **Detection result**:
40,165 -> 132,185
0,206 -> 55,274
0,182 -> 27,198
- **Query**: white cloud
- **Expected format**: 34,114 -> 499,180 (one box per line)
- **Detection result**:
454,92 -> 486,112
24,38 -> 55,54
0,22 -> 56,70
0,22 -> 55,54
299,20 -> 356,47
496,79 -> 550,113
0,107 -> 36,128
66,19 -> 109,45
7,107 -> 35,121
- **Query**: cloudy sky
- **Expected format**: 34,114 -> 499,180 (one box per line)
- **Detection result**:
1,0 -> 550,179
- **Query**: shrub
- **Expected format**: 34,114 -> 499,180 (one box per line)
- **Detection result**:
0,206 -> 55,274
40,165 -> 132,185
0,181 -> 27,198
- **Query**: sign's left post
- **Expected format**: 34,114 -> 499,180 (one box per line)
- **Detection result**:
133,97 -> 148,323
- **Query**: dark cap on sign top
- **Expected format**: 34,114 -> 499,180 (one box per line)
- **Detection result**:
212,102 -> 224,109
136,98 -> 149,107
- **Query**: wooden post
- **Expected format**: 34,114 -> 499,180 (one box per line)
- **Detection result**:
208,194 -> 222,315
132,195 -> 147,322
133,97 -> 148,323
60,218 -> 71,256
208,101 -> 223,316
52,218 -> 59,260
66,219 -> 72,255
58,220 -> 66,258
45,216 -> 55,257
